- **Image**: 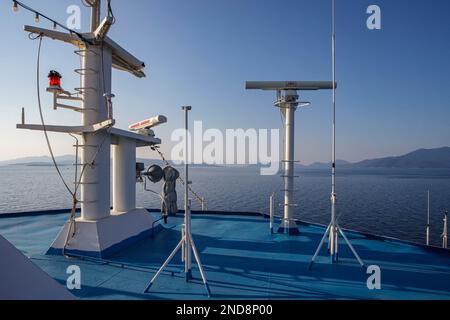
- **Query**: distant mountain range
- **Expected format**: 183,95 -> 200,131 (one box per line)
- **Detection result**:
0,156 -> 207,168
1,147 -> 449,169
0,155 -> 75,167
302,147 -> 450,169
350,147 -> 450,169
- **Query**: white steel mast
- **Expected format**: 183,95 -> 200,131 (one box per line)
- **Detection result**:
16,0 -> 161,257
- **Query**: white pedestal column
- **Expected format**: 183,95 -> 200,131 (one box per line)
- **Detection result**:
113,137 -> 137,212
278,102 -> 300,235
284,105 -> 295,221
80,45 -> 112,221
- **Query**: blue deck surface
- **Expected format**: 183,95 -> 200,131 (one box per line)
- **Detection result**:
0,210 -> 449,300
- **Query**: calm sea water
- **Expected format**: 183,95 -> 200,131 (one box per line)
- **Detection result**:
1,165 -> 449,247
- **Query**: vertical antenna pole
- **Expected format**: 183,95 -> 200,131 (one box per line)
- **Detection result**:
443,211 -> 448,249
145,106 -> 210,296
308,0 -> 363,270
330,0 -> 337,262
181,224 -> 186,262
90,0 -> 101,31
426,190 -> 430,246
270,193 -> 274,234
182,106 -> 192,280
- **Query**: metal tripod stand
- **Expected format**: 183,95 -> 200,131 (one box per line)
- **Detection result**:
144,106 -> 211,297
308,203 -> 365,270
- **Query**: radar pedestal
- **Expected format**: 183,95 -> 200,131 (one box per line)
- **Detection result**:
246,81 -> 335,236
276,90 -> 301,235
47,208 -> 155,258
46,129 -> 161,258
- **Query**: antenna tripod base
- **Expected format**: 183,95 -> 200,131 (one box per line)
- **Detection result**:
277,219 -> 300,236
143,230 -> 211,297
308,222 -> 365,271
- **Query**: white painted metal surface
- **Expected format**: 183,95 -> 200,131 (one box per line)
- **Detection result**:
183,106 -> 192,275
80,43 -> 111,221
282,99 -> 296,232
330,0 -> 338,261
17,122 -> 161,147
49,208 -> 155,256
269,193 -> 274,233
89,0 -> 101,31
16,119 -> 114,134
443,212 -> 448,249
103,36 -> 146,77
111,127 -> 161,145
144,106 -> 210,296
18,1 -> 162,256
24,25 -> 146,78
246,85 -> 334,234
309,0 -> 364,269
24,25 -> 83,46
129,115 -> 167,131
113,137 -> 136,212
426,190 -> 430,246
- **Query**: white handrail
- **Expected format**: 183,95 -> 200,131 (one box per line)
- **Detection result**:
269,193 -> 275,234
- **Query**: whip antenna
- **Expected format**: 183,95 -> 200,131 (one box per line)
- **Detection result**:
309,0 -> 365,269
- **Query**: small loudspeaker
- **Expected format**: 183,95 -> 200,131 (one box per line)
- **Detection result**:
144,164 -> 164,183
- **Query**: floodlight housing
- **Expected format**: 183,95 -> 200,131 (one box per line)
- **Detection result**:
129,115 -> 167,131
94,16 -> 114,41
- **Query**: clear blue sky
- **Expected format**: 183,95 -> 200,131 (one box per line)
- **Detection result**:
0,0 -> 449,164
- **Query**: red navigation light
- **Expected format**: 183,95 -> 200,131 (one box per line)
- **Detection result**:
48,70 -> 62,88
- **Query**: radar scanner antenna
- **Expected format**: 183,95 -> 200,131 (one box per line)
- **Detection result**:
308,0 -> 365,269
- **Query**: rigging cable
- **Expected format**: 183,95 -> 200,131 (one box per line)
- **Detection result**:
35,34 -> 73,197
67,133 -> 80,240
14,1 -> 93,45
81,0 -> 93,7
100,42 -> 111,116
106,0 -> 116,25
34,34 -> 77,257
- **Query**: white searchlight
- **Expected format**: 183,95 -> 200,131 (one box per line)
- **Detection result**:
129,115 -> 167,137
129,115 -> 167,131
